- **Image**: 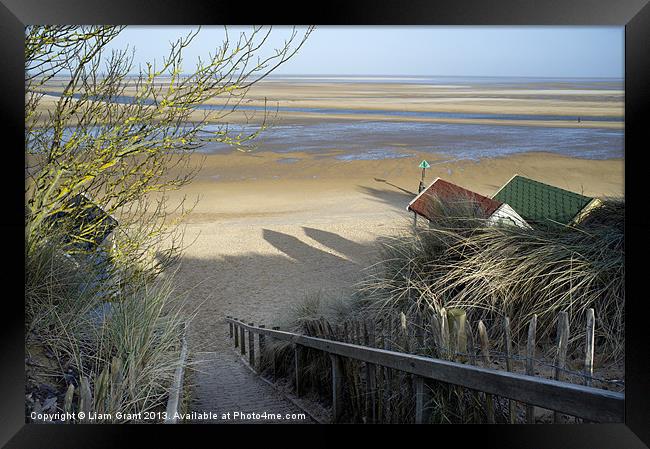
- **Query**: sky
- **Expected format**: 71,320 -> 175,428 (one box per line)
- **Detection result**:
104,26 -> 624,78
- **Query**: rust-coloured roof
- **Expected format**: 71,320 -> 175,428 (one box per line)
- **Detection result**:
407,178 -> 503,221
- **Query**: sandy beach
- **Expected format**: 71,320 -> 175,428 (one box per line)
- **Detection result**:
168,150 -> 624,350
33,77 -> 625,349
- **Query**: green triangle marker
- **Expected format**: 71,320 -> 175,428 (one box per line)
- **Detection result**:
419,160 -> 431,169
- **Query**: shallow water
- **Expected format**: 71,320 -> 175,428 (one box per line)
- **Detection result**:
40,90 -> 623,122
198,121 -> 624,161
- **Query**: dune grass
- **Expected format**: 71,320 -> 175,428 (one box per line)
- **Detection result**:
359,197 -> 624,360
25,232 -> 188,422
263,196 -> 624,423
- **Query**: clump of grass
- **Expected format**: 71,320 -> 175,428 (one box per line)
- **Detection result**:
263,196 -> 624,423
25,231 -> 188,422
359,197 -> 624,361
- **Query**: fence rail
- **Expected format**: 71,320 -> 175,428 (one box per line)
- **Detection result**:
225,316 -> 623,423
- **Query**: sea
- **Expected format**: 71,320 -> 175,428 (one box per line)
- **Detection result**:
38,75 -> 624,162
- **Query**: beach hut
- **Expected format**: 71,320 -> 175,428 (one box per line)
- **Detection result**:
407,177 -> 529,227
491,174 -> 602,226
47,193 -> 119,252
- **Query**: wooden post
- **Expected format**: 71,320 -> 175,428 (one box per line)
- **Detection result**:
355,320 -> 365,422
414,376 -> 425,424
553,311 -> 570,423
503,316 -> 516,424
431,312 -> 442,356
384,319 -> 393,423
440,308 -> 450,359
295,344 -> 304,397
330,354 -> 343,423
272,326 -> 280,378
584,309 -> 595,387
377,320 -> 385,423
240,325 -> 246,356
466,318 -> 476,364
477,320 -> 495,423
447,308 -> 467,358
399,311 -> 411,418
228,316 -> 233,339
415,314 -> 424,353
248,322 -> 255,367
526,314 -> 537,424
234,320 -> 239,348
465,319 -> 480,422
258,325 -> 266,371
364,321 -> 377,424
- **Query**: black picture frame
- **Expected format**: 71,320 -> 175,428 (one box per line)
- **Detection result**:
2,0 -> 649,447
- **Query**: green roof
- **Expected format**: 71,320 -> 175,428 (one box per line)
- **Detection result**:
492,175 -> 594,225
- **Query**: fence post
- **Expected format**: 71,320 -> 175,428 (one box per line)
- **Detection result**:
248,322 -> 255,368
330,354 -> 343,423
503,316 -> 516,423
258,325 -> 266,371
440,308 -> 450,359
272,326 -> 280,378
447,308 -> 467,358
234,319 -> 239,348
384,319 -> 393,423
295,344 -> 304,397
553,311 -> 570,423
399,312 -> 409,352
240,325 -> 246,356
478,320 -> 495,423
364,321 -> 377,424
431,312 -> 442,356
526,314 -> 537,423
353,320 -> 364,420
465,319 -> 480,422
584,309 -> 595,387
414,376 -> 425,424
398,311 -> 411,422
228,316 -> 233,339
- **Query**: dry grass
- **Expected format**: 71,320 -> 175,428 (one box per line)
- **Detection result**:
263,197 -> 624,423
25,232 -> 189,422
358,197 -> 624,361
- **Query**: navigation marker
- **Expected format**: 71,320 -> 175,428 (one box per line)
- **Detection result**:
418,160 -> 430,193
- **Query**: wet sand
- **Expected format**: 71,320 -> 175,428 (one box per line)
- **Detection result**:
34,79 -> 623,128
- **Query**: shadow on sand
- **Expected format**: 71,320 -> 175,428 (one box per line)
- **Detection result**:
301,226 -> 368,261
356,184 -> 415,210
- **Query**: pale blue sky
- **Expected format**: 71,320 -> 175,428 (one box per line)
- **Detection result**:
105,26 -> 624,78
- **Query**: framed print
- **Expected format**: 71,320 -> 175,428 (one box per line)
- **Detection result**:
2,0 -> 649,446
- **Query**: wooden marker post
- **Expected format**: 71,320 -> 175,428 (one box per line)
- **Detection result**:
414,160 -> 431,231
418,160 -> 430,192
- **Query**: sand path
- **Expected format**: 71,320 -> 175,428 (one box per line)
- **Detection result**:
173,182 -> 409,421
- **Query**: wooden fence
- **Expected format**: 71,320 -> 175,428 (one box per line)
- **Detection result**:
224,312 -> 623,424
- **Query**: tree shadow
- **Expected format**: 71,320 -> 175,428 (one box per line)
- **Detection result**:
302,226 -> 368,262
262,229 -> 354,267
171,231 -> 377,351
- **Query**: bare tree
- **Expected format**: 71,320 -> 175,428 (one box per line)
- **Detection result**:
25,25 -> 313,275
